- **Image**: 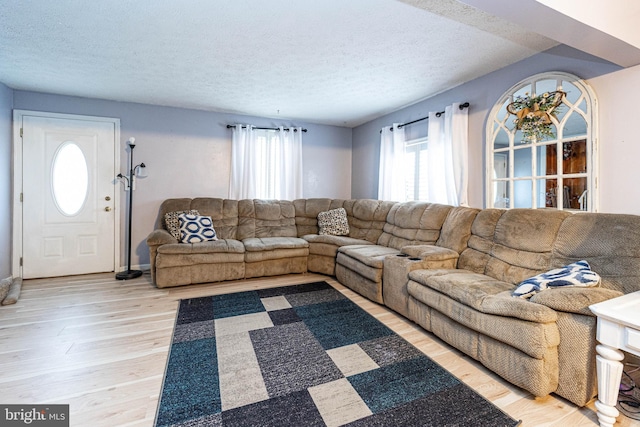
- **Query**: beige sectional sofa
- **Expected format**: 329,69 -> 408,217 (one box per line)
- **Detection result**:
147,197 -> 640,407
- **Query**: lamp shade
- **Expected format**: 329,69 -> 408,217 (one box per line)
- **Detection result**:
136,163 -> 148,178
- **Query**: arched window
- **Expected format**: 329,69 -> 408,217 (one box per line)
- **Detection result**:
486,72 -> 597,211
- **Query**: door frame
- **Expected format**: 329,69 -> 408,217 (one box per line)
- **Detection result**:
12,110 -> 121,278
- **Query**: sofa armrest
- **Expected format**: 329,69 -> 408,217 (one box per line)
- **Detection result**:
400,245 -> 459,266
146,229 -> 177,247
529,287 -> 623,316
383,246 -> 459,317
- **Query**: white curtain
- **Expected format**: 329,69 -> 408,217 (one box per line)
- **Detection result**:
426,103 -> 469,206
229,125 -> 303,200
378,123 -> 406,201
229,124 -> 256,199
278,126 -> 303,199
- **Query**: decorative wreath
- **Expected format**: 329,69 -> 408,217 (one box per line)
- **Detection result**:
507,91 -> 565,142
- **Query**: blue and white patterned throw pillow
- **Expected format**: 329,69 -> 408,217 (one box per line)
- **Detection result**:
513,260 -> 600,299
178,213 -> 218,243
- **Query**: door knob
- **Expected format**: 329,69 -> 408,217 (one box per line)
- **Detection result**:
105,207 -> 112,212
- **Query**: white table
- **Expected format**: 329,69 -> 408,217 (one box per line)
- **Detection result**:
590,291 -> 640,427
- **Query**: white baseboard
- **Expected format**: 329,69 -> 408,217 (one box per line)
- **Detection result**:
118,263 -> 151,272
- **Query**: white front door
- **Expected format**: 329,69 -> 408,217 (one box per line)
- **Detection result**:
20,114 -> 118,279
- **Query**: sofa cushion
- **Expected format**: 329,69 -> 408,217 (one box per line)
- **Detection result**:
336,245 -> 400,285
294,198 -> 334,236
317,207 -> 349,236
407,281 -> 560,359
164,209 -> 199,240
243,236 -> 308,251
178,214 -> 218,243
303,234 -> 372,246
552,212 -> 640,294
238,199 -> 297,240
157,239 -> 245,255
156,240 -> 245,269
156,251 -> 246,268
338,245 -> 399,269
243,237 -> 309,263
486,209 -> 572,285
529,286 -> 622,316
303,234 -> 373,257
457,209 -> 504,274
436,206 -> 480,253
408,269 -> 557,323
377,202 -> 452,250
400,245 -> 459,261
190,198 -> 239,240
344,199 -> 396,242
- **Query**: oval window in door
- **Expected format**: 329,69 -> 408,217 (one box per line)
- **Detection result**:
52,141 -> 89,216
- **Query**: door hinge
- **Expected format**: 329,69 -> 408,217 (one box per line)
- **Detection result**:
20,127 -> 23,138
20,193 -> 23,202
19,257 -> 23,267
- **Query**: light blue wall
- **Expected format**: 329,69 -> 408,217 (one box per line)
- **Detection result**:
351,45 -> 621,207
12,92 -> 352,268
0,83 -> 12,279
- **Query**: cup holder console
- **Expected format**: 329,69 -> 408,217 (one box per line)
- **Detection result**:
395,254 -> 420,260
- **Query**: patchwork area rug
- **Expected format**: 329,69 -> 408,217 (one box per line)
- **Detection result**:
155,281 -> 520,427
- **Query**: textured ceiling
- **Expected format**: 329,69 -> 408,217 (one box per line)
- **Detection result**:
0,0 -> 558,127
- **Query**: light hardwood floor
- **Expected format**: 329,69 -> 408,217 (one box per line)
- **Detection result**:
0,272 -> 635,427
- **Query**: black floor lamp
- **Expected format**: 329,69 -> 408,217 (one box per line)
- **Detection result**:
116,137 -> 147,280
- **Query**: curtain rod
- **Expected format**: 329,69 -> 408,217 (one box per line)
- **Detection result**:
380,102 -> 469,133
226,124 -> 308,132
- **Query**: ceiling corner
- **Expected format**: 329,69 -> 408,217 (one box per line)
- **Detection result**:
456,0 -> 640,68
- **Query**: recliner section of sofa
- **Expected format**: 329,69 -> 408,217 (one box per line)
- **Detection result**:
405,209 -> 570,401
148,198 -> 311,287
294,198 -> 396,275
147,198 -> 246,287
236,199 -> 309,278
335,202 -> 456,303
